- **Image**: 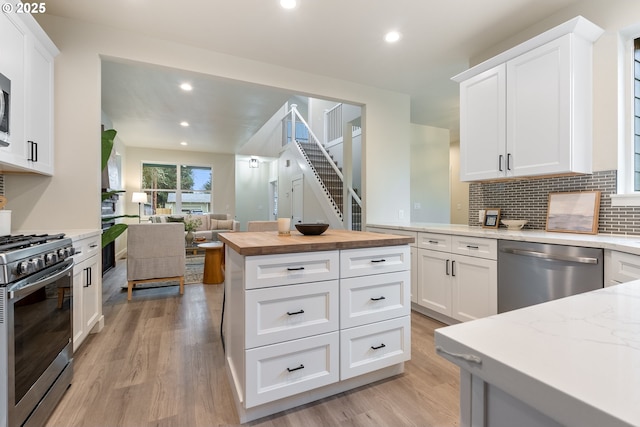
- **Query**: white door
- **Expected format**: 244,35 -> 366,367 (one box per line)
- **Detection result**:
506,35 -> 571,177
291,176 -> 303,225
451,255 -> 497,322
417,248 -> 451,316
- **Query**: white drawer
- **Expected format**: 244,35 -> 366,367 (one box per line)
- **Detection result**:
245,332 -> 339,408
607,250 -> 640,284
245,250 -> 339,289
72,233 -> 100,264
340,271 -> 410,329
245,280 -> 339,348
417,232 -> 451,252
340,316 -> 410,380
451,235 -> 496,260
340,246 -> 410,279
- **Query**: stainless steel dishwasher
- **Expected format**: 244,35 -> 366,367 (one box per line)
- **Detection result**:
498,240 -> 603,313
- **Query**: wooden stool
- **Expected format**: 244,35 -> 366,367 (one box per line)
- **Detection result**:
198,242 -> 224,284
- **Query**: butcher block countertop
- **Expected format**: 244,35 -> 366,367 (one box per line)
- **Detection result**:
218,229 -> 414,256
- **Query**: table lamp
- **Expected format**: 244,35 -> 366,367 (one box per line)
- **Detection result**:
131,192 -> 148,223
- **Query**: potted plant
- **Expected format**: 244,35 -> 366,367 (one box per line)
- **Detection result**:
184,217 -> 202,245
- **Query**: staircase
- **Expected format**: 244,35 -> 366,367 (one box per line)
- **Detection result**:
296,140 -> 362,230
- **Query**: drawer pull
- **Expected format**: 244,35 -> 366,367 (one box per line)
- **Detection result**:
286,309 -> 305,316
370,296 -> 386,301
287,364 -> 305,373
286,266 -> 305,271
371,259 -> 386,263
428,240 -> 439,244
371,343 -> 386,350
466,245 -> 479,249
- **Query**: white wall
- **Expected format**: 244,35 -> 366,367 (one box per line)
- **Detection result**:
235,155 -> 275,230
6,14 -> 410,232
410,124 -> 451,223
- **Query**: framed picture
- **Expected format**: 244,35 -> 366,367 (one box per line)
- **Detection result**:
483,208 -> 501,229
546,191 -> 601,234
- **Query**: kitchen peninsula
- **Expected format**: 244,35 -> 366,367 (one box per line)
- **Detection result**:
434,280 -> 640,427
218,229 -> 414,423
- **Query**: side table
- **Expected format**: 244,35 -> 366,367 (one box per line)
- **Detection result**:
198,242 -> 224,284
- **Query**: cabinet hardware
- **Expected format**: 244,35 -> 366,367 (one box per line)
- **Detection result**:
435,346 -> 482,365
89,244 -> 98,249
84,267 -> 91,287
466,245 -> 479,249
371,343 -> 386,350
428,240 -> 439,244
286,266 -> 305,271
446,259 -> 450,275
371,259 -> 386,263
498,154 -> 504,172
370,296 -> 386,301
286,364 -> 305,372
286,309 -> 305,316
28,140 -> 38,162
507,153 -> 512,171
452,260 -> 456,277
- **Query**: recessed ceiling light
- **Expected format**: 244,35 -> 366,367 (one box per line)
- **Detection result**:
180,83 -> 192,91
385,31 -> 401,43
280,0 -> 297,9
180,121 -> 189,127
180,141 -> 188,146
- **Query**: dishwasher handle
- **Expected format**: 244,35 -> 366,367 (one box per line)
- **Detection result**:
500,247 -> 599,264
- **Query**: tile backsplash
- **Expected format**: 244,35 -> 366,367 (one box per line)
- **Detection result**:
468,170 -> 640,235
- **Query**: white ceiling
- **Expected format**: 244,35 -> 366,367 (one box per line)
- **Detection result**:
42,0 -> 581,154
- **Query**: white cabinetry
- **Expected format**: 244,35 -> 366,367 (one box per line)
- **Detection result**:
455,17 -> 603,181
72,232 -> 102,351
417,232 -> 497,323
366,227 -> 418,303
226,244 -> 411,422
604,250 -> 640,287
0,2 -> 58,175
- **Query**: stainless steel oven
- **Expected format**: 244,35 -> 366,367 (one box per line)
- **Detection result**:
0,234 -> 75,427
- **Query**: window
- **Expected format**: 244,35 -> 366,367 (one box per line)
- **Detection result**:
634,38 -> 640,191
142,163 -> 212,215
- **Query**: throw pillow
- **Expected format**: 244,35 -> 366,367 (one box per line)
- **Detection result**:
218,220 -> 233,230
209,219 -> 219,230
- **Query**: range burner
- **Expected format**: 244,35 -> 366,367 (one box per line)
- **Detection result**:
0,233 -> 73,286
0,233 -> 66,252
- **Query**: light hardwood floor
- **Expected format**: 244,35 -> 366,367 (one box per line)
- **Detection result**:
46,260 -> 460,427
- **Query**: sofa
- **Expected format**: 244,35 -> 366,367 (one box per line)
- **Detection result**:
148,213 -> 239,241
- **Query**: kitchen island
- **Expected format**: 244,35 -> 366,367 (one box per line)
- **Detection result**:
218,229 -> 414,422
434,280 -> 640,427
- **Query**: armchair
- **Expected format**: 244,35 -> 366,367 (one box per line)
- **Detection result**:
126,223 -> 186,301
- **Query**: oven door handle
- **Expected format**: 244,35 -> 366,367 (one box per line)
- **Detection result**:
8,259 -> 74,300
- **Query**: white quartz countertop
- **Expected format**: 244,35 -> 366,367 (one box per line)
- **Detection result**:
16,228 -> 100,241
434,280 -> 640,427
367,222 -> 640,255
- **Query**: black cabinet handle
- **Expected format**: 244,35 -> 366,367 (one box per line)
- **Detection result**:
371,343 -> 386,350
370,296 -> 386,301
28,140 -> 38,162
446,259 -> 450,276
371,259 -> 386,263
286,309 -> 304,316
84,267 -> 91,287
499,154 -> 504,172
507,153 -> 512,171
452,260 -> 456,277
287,266 -> 305,271
287,364 -> 305,372
428,240 -> 439,245
466,245 -> 479,250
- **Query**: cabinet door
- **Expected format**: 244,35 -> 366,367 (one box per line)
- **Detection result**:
606,251 -> 640,285
72,258 -> 86,350
25,37 -> 54,175
459,64 -> 506,181
0,12 -> 27,168
506,35 -> 571,177
417,248 -> 451,316
451,255 -> 497,322
83,255 -> 100,332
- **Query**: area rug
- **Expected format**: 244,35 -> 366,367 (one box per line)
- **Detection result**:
121,255 -> 204,290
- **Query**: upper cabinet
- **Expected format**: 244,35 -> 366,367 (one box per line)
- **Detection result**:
454,16 -> 604,182
0,3 -> 58,175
